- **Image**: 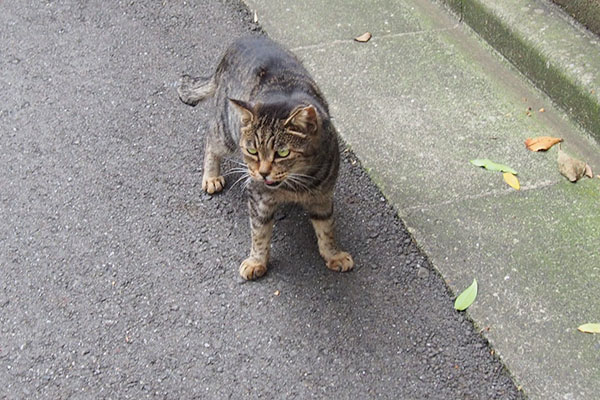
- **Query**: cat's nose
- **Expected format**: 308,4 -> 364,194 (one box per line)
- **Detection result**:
259,171 -> 269,180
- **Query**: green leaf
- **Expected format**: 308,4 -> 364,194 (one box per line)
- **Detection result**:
454,279 -> 478,311
577,323 -> 600,334
470,159 -> 518,175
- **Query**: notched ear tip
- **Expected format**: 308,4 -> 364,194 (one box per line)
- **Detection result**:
285,104 -> 320,134
227,98 -> 248,108
228,98 -> 244,107
303,104 -> 318,122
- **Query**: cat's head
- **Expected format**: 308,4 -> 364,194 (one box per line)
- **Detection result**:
230,98 -> 322,190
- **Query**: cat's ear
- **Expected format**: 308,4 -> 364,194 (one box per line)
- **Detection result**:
284,105 -> 320,135
229,98 -> 255,127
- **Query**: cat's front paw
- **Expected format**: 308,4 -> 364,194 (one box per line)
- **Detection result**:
239,257 -> 268,280
326,251 -> 354,272
202,175 -> 225,194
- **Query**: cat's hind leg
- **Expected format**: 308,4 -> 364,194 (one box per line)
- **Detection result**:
307,196 -> 354,272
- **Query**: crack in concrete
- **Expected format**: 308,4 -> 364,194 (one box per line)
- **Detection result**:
290,25 -> 460,53
402,179 -> 558,214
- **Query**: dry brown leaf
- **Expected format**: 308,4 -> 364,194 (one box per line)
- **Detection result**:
354,32 -> 372,42
524,136 -> 563,152
539,108 -> 545,113
585,164 -> 593,178
558,148 -> 587,182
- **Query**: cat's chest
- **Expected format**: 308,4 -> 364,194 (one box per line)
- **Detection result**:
249,185 -> 326,207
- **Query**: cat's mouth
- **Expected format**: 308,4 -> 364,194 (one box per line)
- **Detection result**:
264,179 -> 282,188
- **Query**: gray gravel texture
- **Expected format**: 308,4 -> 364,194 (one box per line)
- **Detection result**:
0,1 -> 524,398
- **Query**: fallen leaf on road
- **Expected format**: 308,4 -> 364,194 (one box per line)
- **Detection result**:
557,148 -> 589,182
524,136 -> 562,152
577,323 -> 600,334
503,172 -> 520,190
454,279 -> 478,311
354,32 -> 372,42
470,159 -> 518,175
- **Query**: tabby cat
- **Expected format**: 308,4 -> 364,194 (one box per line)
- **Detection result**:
177,36 -> 353,280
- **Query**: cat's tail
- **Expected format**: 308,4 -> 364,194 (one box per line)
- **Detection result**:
177,74 -> 216,106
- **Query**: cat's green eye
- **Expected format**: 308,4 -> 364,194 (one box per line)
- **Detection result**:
246,148 -> 258,155
276,148 -> 290,158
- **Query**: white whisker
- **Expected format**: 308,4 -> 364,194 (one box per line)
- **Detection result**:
289,172 -> 317,181
222,167 -> 249,177
229,173 -> 251,191
285,174 -> 312,192
282,179 -> 294,191
242,177 -> 252,192
223,157 -> 247,167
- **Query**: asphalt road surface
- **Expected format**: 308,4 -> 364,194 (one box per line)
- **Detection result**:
0,1 -> 525,398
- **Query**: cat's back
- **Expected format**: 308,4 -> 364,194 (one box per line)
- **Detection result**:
215,36 -> 326,114
223,36 -> 301,74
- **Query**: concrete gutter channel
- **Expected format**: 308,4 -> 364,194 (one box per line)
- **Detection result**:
441,0 -> 600,143
243,0 -> 600,398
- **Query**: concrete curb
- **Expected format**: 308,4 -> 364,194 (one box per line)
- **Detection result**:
439,0 -> 600,140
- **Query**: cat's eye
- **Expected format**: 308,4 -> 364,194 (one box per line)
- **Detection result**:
276,148 -> 290,158
246,148 -> 258,155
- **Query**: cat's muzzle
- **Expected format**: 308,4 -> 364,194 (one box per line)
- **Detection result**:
263,179 -> 282,188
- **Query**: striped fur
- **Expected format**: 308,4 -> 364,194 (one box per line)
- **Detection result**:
178,36 -> 353,280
